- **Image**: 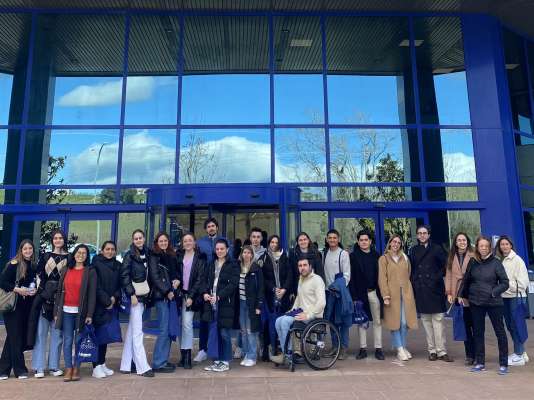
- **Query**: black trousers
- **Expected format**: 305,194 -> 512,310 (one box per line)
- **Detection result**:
92,344 -> 107,367
0,301 -> 31,377
462,305 -> 475,359
199,320 -> 208,351
471,304 -> 508,367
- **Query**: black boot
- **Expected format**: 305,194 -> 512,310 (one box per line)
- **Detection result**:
184,350 -> 192,370
178,350 -> 186,368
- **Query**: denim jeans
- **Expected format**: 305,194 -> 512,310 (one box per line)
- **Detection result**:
62,312 -> 79,369
239,300 -> 258,361
152,300 -> 171,369
32,315 -> 63,372
390,293 -> 408,349
218,328 -> 233,362
503,298 -> 525,355
180,298 -> 194,350
275,315 -> 300,353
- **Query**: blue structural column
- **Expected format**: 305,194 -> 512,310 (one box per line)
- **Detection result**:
462,15 -> 525,257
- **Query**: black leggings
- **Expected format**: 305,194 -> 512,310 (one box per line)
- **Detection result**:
92,344 -> 107,367
470,304 -> 508,367
462,306 -> 475,359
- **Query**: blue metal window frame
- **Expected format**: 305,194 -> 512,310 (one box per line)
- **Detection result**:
0,7 -> 498,254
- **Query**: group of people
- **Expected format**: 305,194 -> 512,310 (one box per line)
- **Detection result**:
0,218 -> 529,380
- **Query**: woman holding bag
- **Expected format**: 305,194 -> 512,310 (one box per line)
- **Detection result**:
445,232 -> 475,365
0,240 -> 37,380
496,236 -> 530,367
53,244 -> 97,382
119,229 -> 154,377
91,240 -> 122,378
149,231 -> 180,373
176,232 -> 205,369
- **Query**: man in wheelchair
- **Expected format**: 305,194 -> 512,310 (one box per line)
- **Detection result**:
270,256 -> 326,365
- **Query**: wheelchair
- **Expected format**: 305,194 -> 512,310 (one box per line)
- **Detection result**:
276,318 -> 340,372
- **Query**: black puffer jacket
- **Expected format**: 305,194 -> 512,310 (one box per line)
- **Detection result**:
120,245 -> 150,302
149,251 -> 179,301
288,246 -> 324,296
409,242 -> 448,314
201,257 -> 240,329
177,251 -> 205,311
262,251 -> 293,313
459,255 -> 509,307
236,263 -> 265,333
92,254 -> 122,327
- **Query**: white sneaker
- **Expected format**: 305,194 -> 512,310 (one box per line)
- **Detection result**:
101,364 -> 114,376
404,349 -> 412,359
34,371 -> 45,379
523,352 -> 529,363
0,375 -> 7,380
233,347 -> 243,359
204,362 -> 219,371
17,375 -> 28,380
50,369 -> 63,377
212,361 -> 230,372
92,365 -> 107,379
510,354 -> 526,367
397,348 -> 409,362
508,353 -> 518,363
194,350 -> 208,363
239,358 -> 247,366
242,359 -> 256,367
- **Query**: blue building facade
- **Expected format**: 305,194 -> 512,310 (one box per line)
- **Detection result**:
0,1 -> 533,264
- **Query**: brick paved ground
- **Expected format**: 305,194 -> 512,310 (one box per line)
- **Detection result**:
0,319 -> 532,400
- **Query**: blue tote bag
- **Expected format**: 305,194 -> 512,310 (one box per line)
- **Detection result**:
513,289 -> 529,344
95,308 -> 123,345
450,303 -> 467,341
76,325 -> 99,364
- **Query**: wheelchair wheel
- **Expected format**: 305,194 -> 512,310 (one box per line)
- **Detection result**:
301,318 -> 340,370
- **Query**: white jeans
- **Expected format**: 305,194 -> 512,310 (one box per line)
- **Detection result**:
180,298 -> 194,350
359,290 -> 383,349
120,303 -> 151,374
421,313 -> 447,356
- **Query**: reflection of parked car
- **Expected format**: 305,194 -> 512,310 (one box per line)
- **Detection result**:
116,250 -> 127,264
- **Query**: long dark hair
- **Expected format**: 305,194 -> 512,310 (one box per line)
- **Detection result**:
152,232 -> 176,256
131,229 -> 145,257
11,239 -> 35,278
50,229 -> 68,253
68,244 -> 91,269
474,235 -> 492,262
295,232 -> 313,252
446,232 -> 473,270
267,235 -> 281,252
495,235 -> 514,260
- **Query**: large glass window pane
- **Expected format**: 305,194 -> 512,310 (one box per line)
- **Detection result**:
326,17 -> 415,125
121,129 -> 176,184
330,129 -> 420,183
504,30 -> 532,133
515,134 -> 534,186
125,15 -> 179,125
117,213 -> 146,254
0,14 -> 32,125
524,212 -> 534,265
0,130 -> 7,184
300,210 -> 328,251
274,128 -> 326,183
415,17 -> 470,125
274,16 -> 324,124
179,129 -> 270,183
428,210 -> 481,249
422,129 -> 476,183
22,129 -> 119,185
182,16 -> 269,125
332,186 -> 422,202
28,14 -> 125,125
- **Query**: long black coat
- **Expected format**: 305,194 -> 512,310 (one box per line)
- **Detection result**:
236,263 -> 265,333
176,251 -> 205,311
349,246 -> 383,321
262,251 -> 293,313
201,258 -> 240,329
409,242 -> 448,314
288,246 -> 324,296
92,254 -> 122,327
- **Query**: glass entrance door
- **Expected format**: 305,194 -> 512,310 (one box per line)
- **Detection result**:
332,211 -> 428,253
11,214 -> 66,256
66,214 -> 115,260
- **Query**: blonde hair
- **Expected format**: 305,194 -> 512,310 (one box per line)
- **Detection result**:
239,245 -> 254,274
384,234 -> 405,257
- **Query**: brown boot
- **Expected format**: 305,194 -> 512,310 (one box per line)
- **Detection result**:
63,368 -> 73,382
71,367 -> 80,381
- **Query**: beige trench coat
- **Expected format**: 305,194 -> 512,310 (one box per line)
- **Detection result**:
378,253 -> 418,331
